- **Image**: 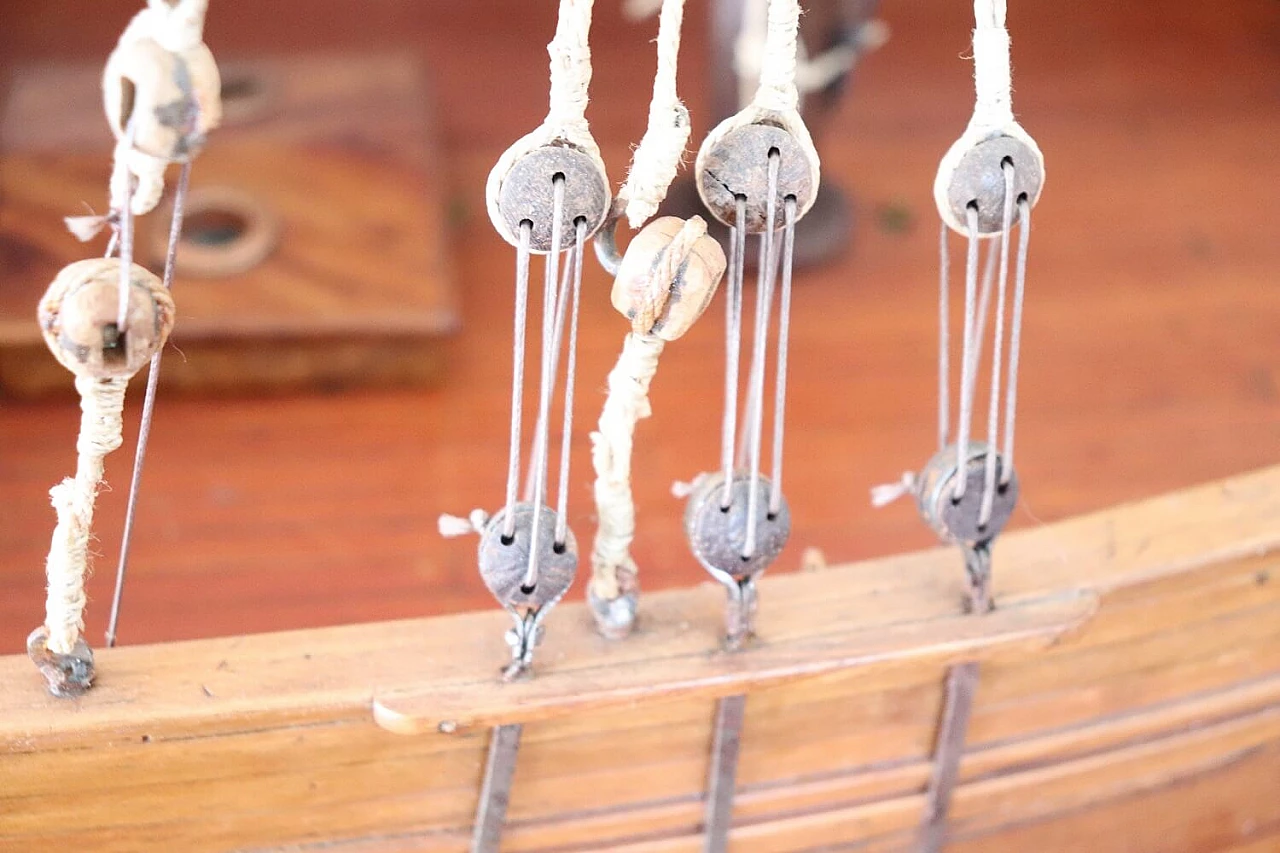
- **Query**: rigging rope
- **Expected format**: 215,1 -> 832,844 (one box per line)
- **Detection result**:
1002,197 -> 1032,483
617,0 -> 691,228
44,377 -> 127,655
485,0 -> 605,247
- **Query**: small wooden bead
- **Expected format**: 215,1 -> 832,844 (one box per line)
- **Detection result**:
102,23 -> 221,163
39,259 -> 176,380
610,216 -> 727,342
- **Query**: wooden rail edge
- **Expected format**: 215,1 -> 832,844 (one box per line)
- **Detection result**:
372,590 -> 1094,735
3,464 -> 1279,746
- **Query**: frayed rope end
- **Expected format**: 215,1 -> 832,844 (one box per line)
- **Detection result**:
64,213 -> 116,243
438,508 -> 490,538
870,471 -> 917,508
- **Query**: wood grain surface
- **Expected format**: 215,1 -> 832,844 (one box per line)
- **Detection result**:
1,466 -> 1278,851
0,53 -> 459,395
0,0 -> 1277,659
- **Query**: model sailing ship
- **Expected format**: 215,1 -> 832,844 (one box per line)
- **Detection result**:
1,1 -> 1277,852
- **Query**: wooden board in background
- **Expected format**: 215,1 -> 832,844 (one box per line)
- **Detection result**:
0,54 -> 459,396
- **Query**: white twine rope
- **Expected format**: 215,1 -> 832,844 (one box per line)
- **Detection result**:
142,0 -> 210,53
546,0 -> 593,136
115,1 -> 211,53
933,0 -> 1043,234
43,377 -> 128,655
589,218 -> 704,603
119,1 -> 210,213
66,0 -> 212,239
734,0 -> 888,108
485,0 -> 608,246
589,332 -> 665,601
695,0 -> 821,222
755,0 -> 800,114
552,220 -> 588,547
670,478 -> 695,498
720,197 -> 747,502
970,0 -> 1012,135
617,0 -> 691,228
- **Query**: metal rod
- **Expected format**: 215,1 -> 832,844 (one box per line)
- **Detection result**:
768,196 -> 797,516
552,220 -> 586,547
726,575 -> 758,650
1001,196 -> 1032,485
522,225 -> 576,504
719,197 -> 748,509
105,162 -> 192,648
471,723 -> 523,853
742,151 -> 781,559
524,177 -> 567,589
735,217 -> 786,473
938,222 -> 950,451
979,162 -> 1017,527
918,661 -> 981,853
703,693 -> 747,853
502,222 -> 534,540
918,541 -> 990,852
963,540 -> 993,615
952,206 -> 981,500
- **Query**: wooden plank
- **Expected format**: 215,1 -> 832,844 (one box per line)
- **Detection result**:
488,673 -> 1280,851
606,709 -> 1280,852
0,537 -> 1094,746
1,469 -> 1279,852
374,589 -> 1091,735
2,466 -> 1277,741
4,655 -> 1275,852
946,741 -> 1280,853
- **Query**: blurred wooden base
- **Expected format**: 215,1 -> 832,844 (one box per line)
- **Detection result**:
0,54 -> 459,397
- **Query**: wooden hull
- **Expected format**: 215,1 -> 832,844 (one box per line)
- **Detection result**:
2,466 -> 1279,852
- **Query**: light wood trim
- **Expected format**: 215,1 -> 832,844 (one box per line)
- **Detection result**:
2,466 -> 1279,852
7,466 -> 1280,742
